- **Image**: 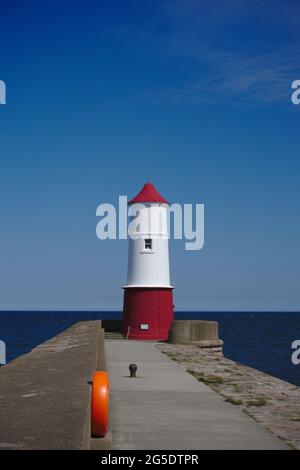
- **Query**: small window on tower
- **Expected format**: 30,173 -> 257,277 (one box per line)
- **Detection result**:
144,238 -> 152,250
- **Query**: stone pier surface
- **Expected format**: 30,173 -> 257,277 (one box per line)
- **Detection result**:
157,342 -> 300,450
0,321 -> 105,450
106,339 -> 289,450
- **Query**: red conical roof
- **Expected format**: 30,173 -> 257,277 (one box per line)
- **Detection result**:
129,182 -> 169,205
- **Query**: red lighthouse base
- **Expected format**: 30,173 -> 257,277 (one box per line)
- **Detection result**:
121,288 -> 174,341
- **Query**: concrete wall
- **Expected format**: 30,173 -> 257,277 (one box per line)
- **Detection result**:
169,320 -> 220,345
0,320 -> 107,450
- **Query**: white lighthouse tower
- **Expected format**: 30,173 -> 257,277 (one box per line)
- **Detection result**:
121,182 -> 174,340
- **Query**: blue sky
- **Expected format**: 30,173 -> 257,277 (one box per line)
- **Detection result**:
0,0 -> 299,310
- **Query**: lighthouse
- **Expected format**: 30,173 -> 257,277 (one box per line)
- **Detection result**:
121,182 -> 174,340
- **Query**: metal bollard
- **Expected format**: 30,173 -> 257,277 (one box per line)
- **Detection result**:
129,363 -> 137,378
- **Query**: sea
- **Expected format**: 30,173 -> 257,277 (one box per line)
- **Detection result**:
0,311 -> 299,386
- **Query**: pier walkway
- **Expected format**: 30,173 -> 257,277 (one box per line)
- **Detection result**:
106,340 -> 288,450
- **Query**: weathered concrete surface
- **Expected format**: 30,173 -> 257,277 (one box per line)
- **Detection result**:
169,320 -> 220,345
157,342 -> 300,450
0,321 -> 104,450
106,340 -> 289,450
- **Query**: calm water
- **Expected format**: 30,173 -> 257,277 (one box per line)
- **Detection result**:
0,311 -> 299,386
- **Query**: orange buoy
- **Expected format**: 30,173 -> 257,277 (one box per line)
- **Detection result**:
91,371 -> 109,437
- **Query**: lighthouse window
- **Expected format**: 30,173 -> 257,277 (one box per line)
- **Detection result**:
144,239 -> 152,250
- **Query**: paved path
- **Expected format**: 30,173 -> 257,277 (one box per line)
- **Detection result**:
105,340 -> 289,450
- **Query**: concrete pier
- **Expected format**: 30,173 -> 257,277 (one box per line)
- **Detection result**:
106,339 -> 289,450
0,321 -> 106,450
0,321 -> 291,450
